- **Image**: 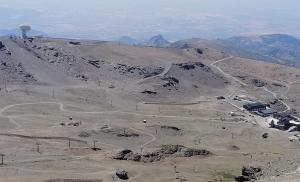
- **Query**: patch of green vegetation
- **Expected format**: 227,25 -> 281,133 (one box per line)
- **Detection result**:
208,171 -> 236,182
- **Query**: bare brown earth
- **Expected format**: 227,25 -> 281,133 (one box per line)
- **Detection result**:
0,37 -> 299,182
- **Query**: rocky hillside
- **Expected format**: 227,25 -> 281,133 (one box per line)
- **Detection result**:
0,41 -> 36,87
0,36 -> 227,101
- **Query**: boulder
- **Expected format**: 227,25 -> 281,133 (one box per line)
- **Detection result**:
116,169 -> 129,180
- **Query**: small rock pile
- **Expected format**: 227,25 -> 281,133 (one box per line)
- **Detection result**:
113,145 -> 212,163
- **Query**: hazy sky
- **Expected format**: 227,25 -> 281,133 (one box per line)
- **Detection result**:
0,0 -> 299,40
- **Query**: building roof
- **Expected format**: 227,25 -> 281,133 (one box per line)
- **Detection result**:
274,113 -> 289,117
260,109 -> 277,114
244,102 -> 267,109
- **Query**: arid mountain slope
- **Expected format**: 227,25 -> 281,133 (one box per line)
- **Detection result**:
0,36 -> 228,102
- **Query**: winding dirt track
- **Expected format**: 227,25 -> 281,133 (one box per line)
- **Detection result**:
211,55 -> 296,113
0,102 -> 160,150
210,56 -> 248,87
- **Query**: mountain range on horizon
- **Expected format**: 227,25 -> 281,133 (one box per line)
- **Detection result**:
1,28 -> 300,69
116,33 -> 300,69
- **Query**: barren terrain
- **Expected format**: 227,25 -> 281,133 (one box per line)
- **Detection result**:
0,37 -> 299,182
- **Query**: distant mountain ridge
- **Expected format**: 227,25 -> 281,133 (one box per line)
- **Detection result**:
219,34 -> 300,68
117,36 -> 140,45
144,35 -> 170,48
116,35 -> 170,48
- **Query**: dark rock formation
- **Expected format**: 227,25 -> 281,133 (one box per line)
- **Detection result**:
162,77 -> 179,87
262,133 -> 269,139
252,79 -> 267,87
113,145 -> 212,163
78,131 -> 91,138
113,149 -> 133,160
161,125 -> 180,131
196,48 -> 203,54
141,90 -> 158,95
69,41 -> 81,45
235,166 -> 262,182
117,133 -> 139,137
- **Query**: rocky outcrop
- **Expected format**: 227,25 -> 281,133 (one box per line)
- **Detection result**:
113,149 -> 133,160
161,77 -> 179,87
113,145 -> 212,163
175,62 -> 210,72
114,64 -> 164,78
252,79 -> 267,87
235,166 -> 262,182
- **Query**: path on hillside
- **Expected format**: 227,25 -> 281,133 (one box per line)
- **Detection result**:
210,55 -> 297,113
137,61 -> 172,85
210,56 -> 248,111
262,86 -> 291,112
210,56 -> 248,87
283,81 -> 299,98
209,55 -> 300,126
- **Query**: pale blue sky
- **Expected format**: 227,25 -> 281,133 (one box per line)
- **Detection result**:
0,0 -> 299,40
